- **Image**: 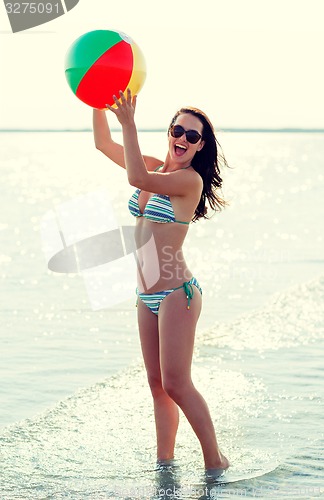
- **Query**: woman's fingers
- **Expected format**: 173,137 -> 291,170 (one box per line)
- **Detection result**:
113,94 -> 121,107
119,90 -> 127,103
105,89 -> 136,121
107,89 -> 135,108
126,88 -> 132,104
105,103 -> 115,112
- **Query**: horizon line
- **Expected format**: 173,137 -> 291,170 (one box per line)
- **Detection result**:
1,127 -> 324,133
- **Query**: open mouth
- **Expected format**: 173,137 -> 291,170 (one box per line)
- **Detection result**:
174,143 -> 187,156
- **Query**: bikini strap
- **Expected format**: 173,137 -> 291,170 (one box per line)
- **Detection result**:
154,164 -> 191,172
173,280 -> 194,309
183,281 -> 194,309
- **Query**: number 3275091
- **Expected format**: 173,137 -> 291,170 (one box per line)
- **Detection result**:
5,3 -> 60,14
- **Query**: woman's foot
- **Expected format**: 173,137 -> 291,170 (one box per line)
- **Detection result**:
155,458 -> 176,471
205,451 -> 230,478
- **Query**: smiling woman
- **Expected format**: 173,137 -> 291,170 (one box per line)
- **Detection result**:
167,107 -> 229,221
92,89 -> 230,477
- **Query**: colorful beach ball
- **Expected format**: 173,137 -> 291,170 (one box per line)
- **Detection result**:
64,30 -> 146,109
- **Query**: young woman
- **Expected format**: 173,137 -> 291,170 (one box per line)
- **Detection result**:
93,89 -> 230,476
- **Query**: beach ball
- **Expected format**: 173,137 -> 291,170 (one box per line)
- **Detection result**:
64,30 -> 146,109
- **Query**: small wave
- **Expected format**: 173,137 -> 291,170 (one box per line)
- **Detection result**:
201,274 -> 324,351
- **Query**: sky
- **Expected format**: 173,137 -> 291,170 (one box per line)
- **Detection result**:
0,0 -> 324,130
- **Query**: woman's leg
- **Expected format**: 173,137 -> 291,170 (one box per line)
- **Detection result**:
158,288 -> 229,470
137,298 -> 179,460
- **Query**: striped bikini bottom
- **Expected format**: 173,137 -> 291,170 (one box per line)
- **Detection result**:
136,277 -> 202,316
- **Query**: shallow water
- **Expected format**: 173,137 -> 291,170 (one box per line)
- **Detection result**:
1,276 -> 323,499
0,132 -> 323,498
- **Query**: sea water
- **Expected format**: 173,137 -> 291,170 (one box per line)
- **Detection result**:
0,131 -> 323,498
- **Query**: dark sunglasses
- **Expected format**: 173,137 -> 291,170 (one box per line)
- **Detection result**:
170,125 -> 202,144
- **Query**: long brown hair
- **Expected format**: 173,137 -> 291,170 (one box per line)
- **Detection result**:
168,107 -> 229,222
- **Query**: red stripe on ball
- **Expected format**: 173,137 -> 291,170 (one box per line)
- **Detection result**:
76,40 -> 133,109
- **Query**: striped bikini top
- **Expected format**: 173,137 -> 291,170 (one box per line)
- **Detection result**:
128,165 -> 191,225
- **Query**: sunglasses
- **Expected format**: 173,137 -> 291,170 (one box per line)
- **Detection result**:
170,125 -> 202,144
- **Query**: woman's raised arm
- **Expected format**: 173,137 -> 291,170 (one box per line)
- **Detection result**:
93,107 -> 162,172
93,108 -> 126,168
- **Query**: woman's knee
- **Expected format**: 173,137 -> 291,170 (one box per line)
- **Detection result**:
147,373 -> 164,398
162,374 -> 191,404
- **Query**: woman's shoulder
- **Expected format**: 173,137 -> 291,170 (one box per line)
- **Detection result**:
187,166 -> 203,192
143,155 -> 164,172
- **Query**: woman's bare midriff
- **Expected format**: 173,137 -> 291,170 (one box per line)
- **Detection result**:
134,219 -> 193,293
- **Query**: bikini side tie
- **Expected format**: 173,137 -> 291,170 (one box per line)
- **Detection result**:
183,281 -> 194,310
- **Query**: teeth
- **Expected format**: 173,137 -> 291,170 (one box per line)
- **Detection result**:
175,144 -> 187,150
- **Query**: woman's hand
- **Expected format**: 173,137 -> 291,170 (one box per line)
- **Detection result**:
106,89 -> 137,127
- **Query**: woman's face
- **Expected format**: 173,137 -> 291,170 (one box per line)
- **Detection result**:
168,113 -> 205,166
